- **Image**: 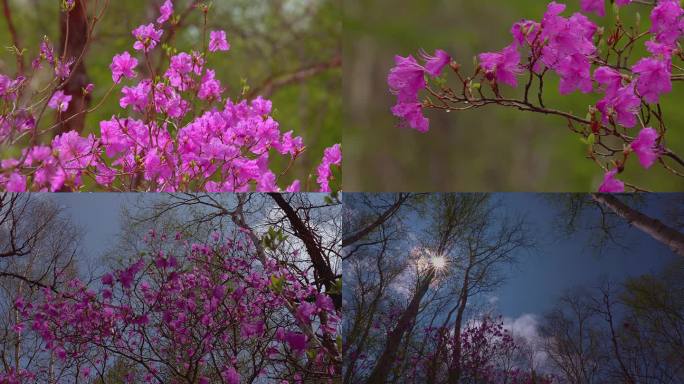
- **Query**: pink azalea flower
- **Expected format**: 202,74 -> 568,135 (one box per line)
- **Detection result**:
420,49 -> 450,77
594,66 -> 622,97
48,90 -> 72,112
209,30 -> 230,52
157,0 -> 173,24
296,302 -> 317,322
55,59 -> 73,80
316,293 -> 335,312
286,180 -> 301,192
630,127 -> 660,168
316,144 -> 342,192
388,55 -> 426,103
632,57 -> 672,103
478,43 -> 522,87
539,3 -> 597,94
198,69 -> 222,100
391,102 -> 429,133
285,331 -> 307,353
511,20 -> 541,46
223,366 -> 240,384
581,0 -> 605,17
649,0 -> 684,45
101,273 -> 114,286
596,83 -> 640,128
240,321 -> 265,338
598,168 -> 625,193
165,52 -> 194,91
52,131 -> 97,170
120,80 -> 151,112
110,52 -> 138,83
132,23 -> 163,52
645,40 -> 675,59
6,172 -> 26,192
556,53 -> 593,95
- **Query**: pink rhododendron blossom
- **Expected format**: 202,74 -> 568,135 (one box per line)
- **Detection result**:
511,20 -> 541,46
539,3 -> 597,94
421,49 -> 451,77
157,0 -> 173,24
391,102 -> 429,133
388,55 -> 426,103
556,53 -> 594,95
596,83 -> 640,128
646,40 -> 676,59
1,7 -> 339,192
119,80 -> 151,111
285,331 -> 308,353
132,23 -> 163,52
198,69 -> 222,100
581,0 -> 605,17
316,144 -> 342,192
630,127 -> 660,169
47,90 -> 72,112
598,168 -> 625,193
385,0 -> 683,191
110,52 -> 138,83
209,30 -> 230,52
594,66 -> 622,97
479,43 -> 522,87
632,57 -> 672,104
6,172 -> 26,192
55,59 -> 73,80
223,366 -> 240,384
387,48 -> 454,131
650,0 -> 684,45
13,231 -> 339,382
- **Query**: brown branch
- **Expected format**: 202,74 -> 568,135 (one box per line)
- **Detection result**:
247,53 -> 341,99
342,193 -> 410,247
2,0 -> 24,74
268,193 -> 340,310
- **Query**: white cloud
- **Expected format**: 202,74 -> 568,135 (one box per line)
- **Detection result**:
503,313 -> 549,370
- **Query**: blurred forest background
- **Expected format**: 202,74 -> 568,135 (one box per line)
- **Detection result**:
344,0 -> 684,191
0,0 -> 341,186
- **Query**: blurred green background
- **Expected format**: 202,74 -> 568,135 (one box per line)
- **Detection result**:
0,0 -> 341,189
344,0 -> 684,191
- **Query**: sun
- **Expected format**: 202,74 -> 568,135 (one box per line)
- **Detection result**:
431,255 -> 447,271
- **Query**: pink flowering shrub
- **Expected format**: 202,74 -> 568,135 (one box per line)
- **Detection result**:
388,0 -> 684,192
398,317 -> 553,383
8,229 -> 340,383
0,1 -> 341,192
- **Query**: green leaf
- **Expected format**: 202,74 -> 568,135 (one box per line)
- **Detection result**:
586,133 -> 596,146
270,275 -> 285,293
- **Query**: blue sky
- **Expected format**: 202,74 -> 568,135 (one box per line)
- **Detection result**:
45,193 -> 132,260
44,192 -> 680,321
493,194 -> 678,318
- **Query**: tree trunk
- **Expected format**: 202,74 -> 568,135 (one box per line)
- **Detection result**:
268,193 -> 341,310
366,271 -> 434,384
57,0 -> 90,134
447,260 -> 471,384
591,194 -> 684,257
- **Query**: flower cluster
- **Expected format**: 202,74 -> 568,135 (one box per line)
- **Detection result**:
0,1 -> 341,192
388,0 -> 684,192
388,50 -> 451,132
401,317 -> 554,383
11,230 -> 340,383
